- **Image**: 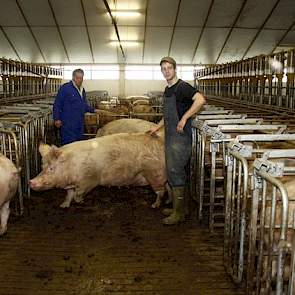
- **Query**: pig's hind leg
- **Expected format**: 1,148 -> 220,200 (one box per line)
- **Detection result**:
60,189 -> 75,208
152,190 -> 165,209
0,201 -> 10,235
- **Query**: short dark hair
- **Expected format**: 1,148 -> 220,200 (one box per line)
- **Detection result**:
72,68 -> 84,77
160,56 -> 177,69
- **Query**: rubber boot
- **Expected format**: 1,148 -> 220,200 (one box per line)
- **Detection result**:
162,186 -> 173,216
162,186 -> 186,225
162,184 -> 189,216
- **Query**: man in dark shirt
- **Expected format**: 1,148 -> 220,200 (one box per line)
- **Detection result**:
149,57 -> 206,225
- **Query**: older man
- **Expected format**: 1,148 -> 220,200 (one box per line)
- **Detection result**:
149,57 -> 206,225
53,68 -> 97,145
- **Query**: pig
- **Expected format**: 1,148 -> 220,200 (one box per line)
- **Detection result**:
132,104 -> 156,122
96,118 -> 159,137
30,133 -> 166,209
96,109 -> 122,127
0,154 -> 19,235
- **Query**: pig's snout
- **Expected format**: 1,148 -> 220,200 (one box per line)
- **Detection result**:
29,179 -> 39,190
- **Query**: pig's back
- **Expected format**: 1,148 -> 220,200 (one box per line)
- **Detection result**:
96,118 -> 157,137
0,154 -> 19,205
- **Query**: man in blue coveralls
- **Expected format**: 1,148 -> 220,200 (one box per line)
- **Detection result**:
53,68 -> 98,145
149,57 -> 206,225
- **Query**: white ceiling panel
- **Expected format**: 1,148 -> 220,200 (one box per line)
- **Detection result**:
245,29 -> 286,58
60,26 -> 92,63
170,27 -> 202,64
193,28 -> 230,64
176,0 -> 211,27
147,0 -> 179,26
115,14 -> 146,26
17,0 -> 55,26
114,0 -> 146,26
207,0 -> 245,27
4,27 -> 44,62
117,26 -> 144,63
280,29 -> 295,45
125,44 -> 144,63
50,0 -> 84,26
236,0 -> 278,28
0,0 -> 26,26
32,27 -> 68,63
0,30 -> 18,60
143,27 -> 172,63
82,0 -> 110,26
89,26 -> 118,63
265,0 -> 295,29
110,0 -> 146,10
218,28 -> 258,63
117,26 -> 144,41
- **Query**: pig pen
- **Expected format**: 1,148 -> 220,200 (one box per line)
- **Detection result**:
5,94 -> 295,294
0,187 -> 244,295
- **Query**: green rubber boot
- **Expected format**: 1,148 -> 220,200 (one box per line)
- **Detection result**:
162,186 -> 186,225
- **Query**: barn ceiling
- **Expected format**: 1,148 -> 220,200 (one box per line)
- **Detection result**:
0,0 -> 294,65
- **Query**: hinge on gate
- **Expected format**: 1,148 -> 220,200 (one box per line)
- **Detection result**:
228,142 -> 253,157
253,158 -> 284,177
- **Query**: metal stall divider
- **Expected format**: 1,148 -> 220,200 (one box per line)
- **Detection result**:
6,105 -> 52,174
0,124 -> 23,215
247,149 -> 295,295
191,117 -> 264,231
0,105 -> 51,199
220,134 -> 295,294
0,111 -> 33,198
223,133 -> 294,285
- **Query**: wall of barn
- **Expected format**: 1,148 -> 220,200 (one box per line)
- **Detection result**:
64,79 -> 194,97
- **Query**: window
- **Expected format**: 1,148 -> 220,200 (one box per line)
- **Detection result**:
92,65 -> 120,80
125,65 -> 153,80
62,65 -> 119,80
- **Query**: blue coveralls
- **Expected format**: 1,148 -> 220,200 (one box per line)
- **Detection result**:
164,82 -> 192,188
53,81 -> 95,145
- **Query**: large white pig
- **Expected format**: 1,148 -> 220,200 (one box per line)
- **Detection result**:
0,154 -> 19,235
29,133 -> 166,209
96,118 -> 159,137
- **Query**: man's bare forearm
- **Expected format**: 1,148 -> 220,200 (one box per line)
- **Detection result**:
182,92 -> 206,120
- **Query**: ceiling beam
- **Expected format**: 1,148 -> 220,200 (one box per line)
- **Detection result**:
15,0 -> 46,63
215,0 -> 248,64
191,0 -> 215,64
167,0 -> 182,56
271,20 -> 295,54
47,0 -> 70,63
242,0 -> 281,59
80,0 -> 95,63
0,26 -> 21,60
102,0 -> 126,61
142,0 -> 149,63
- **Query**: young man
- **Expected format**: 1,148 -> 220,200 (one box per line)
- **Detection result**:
53,69 -> 98,145
149,57 -> 206,225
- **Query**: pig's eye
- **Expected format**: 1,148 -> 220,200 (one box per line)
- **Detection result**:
48,166 -> 54,172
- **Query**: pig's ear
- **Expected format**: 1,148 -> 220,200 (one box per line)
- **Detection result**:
39,143 -> 51,158
51,145 -> 62,159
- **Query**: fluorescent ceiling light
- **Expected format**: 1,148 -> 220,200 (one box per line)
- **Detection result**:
110,40 -> 141,47
110,10 -> 141,17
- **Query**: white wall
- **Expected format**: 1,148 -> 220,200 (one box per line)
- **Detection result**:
64,79 -> 194,97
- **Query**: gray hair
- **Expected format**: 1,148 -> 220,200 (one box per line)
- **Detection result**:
72,68 -> 84,77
